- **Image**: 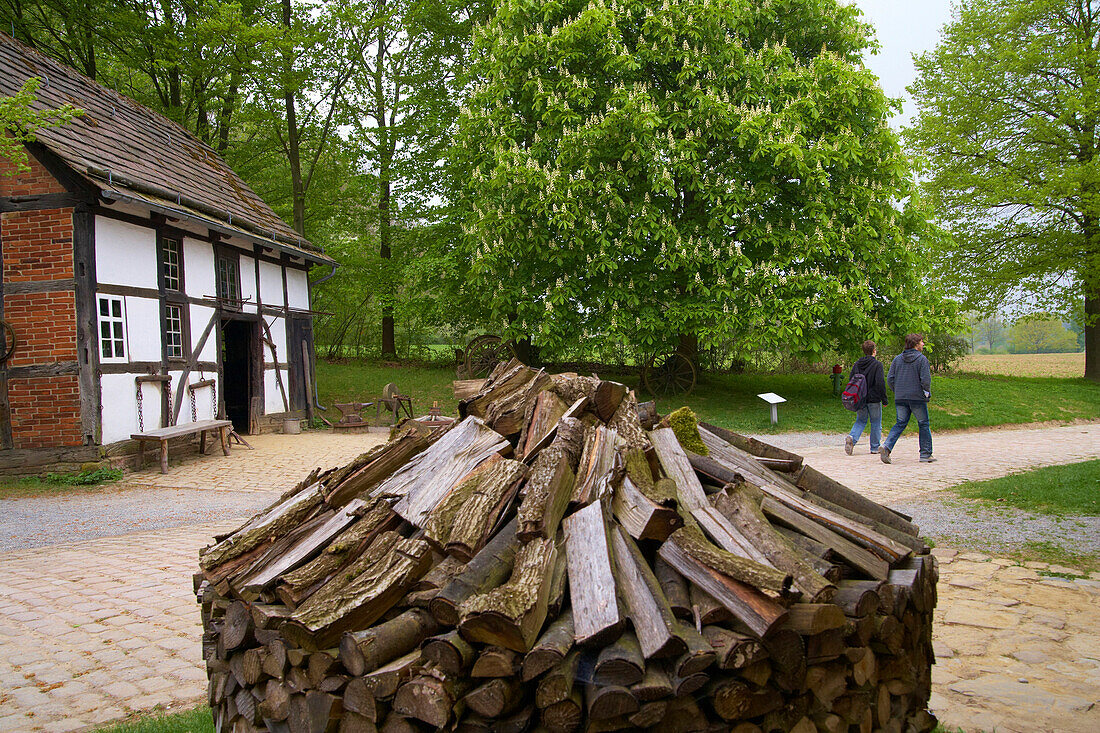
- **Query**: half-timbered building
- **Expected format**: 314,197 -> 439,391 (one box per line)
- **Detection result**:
0,32 -> 336,472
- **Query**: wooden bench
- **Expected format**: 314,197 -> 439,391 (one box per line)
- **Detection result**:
131,419 -> 233,474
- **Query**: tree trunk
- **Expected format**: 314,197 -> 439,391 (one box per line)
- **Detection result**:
1085,290 -> 1099,381
282,0 -> 306,235
376,0 -> 396,358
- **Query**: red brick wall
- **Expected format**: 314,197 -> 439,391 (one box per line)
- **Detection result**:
0,153 -> 67,196
1,148 -> 84,449
1,208 -> 75,282
7,375 -> 83,448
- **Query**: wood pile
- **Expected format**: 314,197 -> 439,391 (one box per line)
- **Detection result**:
197,360 -> 938,733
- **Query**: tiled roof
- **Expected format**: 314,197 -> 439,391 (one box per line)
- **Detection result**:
0,32 -> 333,265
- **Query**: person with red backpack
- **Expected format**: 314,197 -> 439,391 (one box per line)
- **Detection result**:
844,340 -> 888,455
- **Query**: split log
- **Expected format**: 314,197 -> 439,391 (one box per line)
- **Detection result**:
202,483 -> 325,573
535,649 -> 580,708
610,526 -> 685,659
276,501 -> 400,608
832,584 -> 881,618
653,557 -> 692,619
339,608 -> 440,676
593,632 -> 644,686
465,677 -> 522,717
631,665 -> 673,701
699,422 -> 804,468
520,390 -> 568,458
702,625 -> 767,670
523,609 -> 574,681
461,360 -> 538,419
671,620 -> 717,676
258,679 -> 291,721
713,487 -> 835,603
708,679 -> 784,720
421,630 -> 474,677
658,534 -> 788,638
392,667 -> 469,728
606,393 -> 648,450
563,501 -> 625,645
585,683 -> 638,720
783,604 -> 847,635
518,437 -> 579,542
543,688 -> 583,732
283,533 -> 432,650
628,700 -> 667,728
430,519 -> 520,626
376,417 -> 510,527
612,475 -> 680,542
222,601 -> 254,651
470,646 -> 518,678
287,690 -> 340,733
648,428 -> 709,510
592,380 -> 627,422
458,536 -> 557,652
670,669 -> 709,696
325,427 -> 439,507
546,537 -> 569,618
690,582 -> 732,625
486,370 -> 550,436
362,650 -> 420,700
666,524 -> 791,594
657,696 -> 707,733
573,426 -> 619,506
794,465 -> 918,537
423,458 -> 526,560
761,498 -> 889,580
453,379 -> 487,401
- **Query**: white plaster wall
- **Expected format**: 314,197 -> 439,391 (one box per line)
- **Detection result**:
95,217 -> 157,289
122,296 -> 162,362
183,237 -> 216,300
101,373 -> 163,444
171,371 -> 215,425
239,255 -> 258,313
264,369 -> 289,414
286,268 -> 310,310
263,317 -> 287,362
259,260 -> 285,308
188,305 -> 219,361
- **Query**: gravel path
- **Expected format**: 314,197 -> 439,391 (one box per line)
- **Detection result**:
0,486 -> 270,553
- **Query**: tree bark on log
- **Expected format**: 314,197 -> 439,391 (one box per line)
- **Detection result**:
563,501 -> 625,645
430,519 -> 519,626
423,458 -> 526,561
339,608 -> 439,676
610,526 -> 685,660
421,630 -> 474,677
523,609 -> 574,681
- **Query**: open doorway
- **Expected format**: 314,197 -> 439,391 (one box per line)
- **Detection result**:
221,319 -> 256,434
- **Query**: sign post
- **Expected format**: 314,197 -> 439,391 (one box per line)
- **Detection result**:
757,392 -> 787,425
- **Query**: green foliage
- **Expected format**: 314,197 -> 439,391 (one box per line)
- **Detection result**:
0,77 -> 82,172
907,0 -> 1100,370
39,467 -> 124,486
1008,316 -> 1080,354
953,460 -> 1100,516
924,332 -> 970,372
92,706 -> 213,733
453,0 -> 956,360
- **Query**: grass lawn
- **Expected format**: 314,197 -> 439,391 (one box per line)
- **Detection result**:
314,359 -> 1100,435
93,706 -> 212,733
952,460 -> 1100,516
0,467 -> 124,499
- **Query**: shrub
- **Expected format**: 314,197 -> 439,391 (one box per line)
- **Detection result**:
925,333 -> 969,372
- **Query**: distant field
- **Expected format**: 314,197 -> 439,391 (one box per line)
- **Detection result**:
957,353 -> 1085,378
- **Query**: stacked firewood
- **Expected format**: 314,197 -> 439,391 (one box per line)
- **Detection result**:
197,360 -> 938,733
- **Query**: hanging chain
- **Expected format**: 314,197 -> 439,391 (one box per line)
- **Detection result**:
136,382 -> 144,432
212,380 -> 218,418
190,385 -> 198,423
164,379 -> 173,426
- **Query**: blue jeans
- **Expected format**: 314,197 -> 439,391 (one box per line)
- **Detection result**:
848,402 -> 882,452
884,400 -> 933,458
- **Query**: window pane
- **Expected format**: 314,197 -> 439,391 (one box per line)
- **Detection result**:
112,300 -> 122,318
100,299 -> 109,316
101,322 -> 111,339
113,322 -> 124,339
102,341 -> 112,358
114,339 -> 125,358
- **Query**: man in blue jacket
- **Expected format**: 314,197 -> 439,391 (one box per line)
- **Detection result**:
881,333 -> 935,464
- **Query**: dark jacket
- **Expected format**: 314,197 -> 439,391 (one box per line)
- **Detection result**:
887,349 -> 932,402
851,355 -> 887,406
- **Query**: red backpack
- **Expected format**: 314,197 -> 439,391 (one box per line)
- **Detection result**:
841,371 -> 867,411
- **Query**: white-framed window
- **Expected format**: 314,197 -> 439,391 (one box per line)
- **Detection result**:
165,304 -> 184,358
98,295 -> 127,361
217,253 -> 240,304
163,237 -> 181,291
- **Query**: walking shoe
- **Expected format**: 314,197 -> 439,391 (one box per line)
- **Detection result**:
870,448 -> 880,454
845,435 -> 854,455
880,447 -> 891,464
920,456 -> 937,463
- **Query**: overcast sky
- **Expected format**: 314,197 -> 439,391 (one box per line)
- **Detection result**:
849,0 -> 957,127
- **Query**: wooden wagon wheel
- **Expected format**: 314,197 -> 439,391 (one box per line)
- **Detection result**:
463,335 -> 513,379
0,321 -> 15,363
643,350 -> 697,397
